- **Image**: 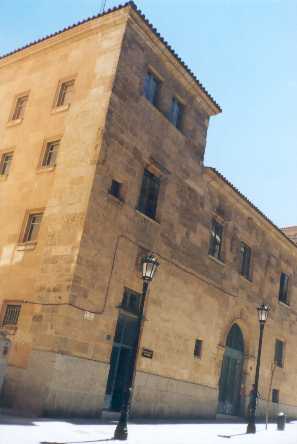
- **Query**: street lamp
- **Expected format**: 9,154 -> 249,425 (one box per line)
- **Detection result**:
246,303 -> 270,434
114,253 -> 159,441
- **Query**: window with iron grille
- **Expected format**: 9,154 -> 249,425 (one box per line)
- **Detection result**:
12,95 -> 28,120
137,169 -> 160,220
169,97 -> 183,129
23,212 -> 43,243
3,304 -> 21,326
120,288 -> 143,316
279,272 -> 289,304
56,80 -> 75,107
240,242 -> 252,279
0,152 -> 13,176
194,339 -> 203,358
274,339 -> 284,368
209,219 -> 223,260
42,140 -> 60,167
109,179 -> 122,200
144,72 -> 160,106
272,389 -> 279,403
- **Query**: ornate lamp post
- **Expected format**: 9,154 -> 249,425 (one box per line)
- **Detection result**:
114,253 -> 159,441
246,303 -> 270,434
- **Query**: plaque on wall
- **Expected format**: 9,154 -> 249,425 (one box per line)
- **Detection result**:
142,348 -> 153,359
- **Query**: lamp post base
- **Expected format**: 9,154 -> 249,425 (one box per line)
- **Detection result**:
114,421 -> 128,441
246,422 -> 256,434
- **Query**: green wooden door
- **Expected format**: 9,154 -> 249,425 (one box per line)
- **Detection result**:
218,324 -> 244,416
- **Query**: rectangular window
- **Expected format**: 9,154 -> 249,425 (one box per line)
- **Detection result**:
169,97 -> 183,129
109,180 -> 122,200
12,95 -> 28,120
0,152 -> 13,176
42,140 -> 60,167
279,272 -> 289,304
56,79 -> 75,107
240,242 -> 252,279
272,389 -> 279,403
23,212 -> 43,243
274,339 -> 284,368
3,304 -> 21,326
144,71 -> 160,106
209,220 -> 223,260
137,169 -> 160,220
194,339 -> 203,358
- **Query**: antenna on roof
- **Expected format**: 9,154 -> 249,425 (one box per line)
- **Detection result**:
100,0 -> 107,13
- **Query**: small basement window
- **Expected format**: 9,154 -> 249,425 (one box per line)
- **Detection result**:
109,180 -> 122,200
3,304 -> 21,327
272,389 -> 279,403
194,339 -> 203,358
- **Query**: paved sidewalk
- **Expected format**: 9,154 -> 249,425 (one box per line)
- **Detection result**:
0,415 -> 296,444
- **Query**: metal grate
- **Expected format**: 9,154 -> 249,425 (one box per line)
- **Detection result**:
3,304 -> 21,326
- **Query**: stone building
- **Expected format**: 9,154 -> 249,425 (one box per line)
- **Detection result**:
0,2 -> 296,419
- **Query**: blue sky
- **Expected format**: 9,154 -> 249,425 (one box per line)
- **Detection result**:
1,0 -> 296,227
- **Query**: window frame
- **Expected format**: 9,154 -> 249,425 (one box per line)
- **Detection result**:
194,339 -> 203,359
109,179 -> 122,200
208,219 -> 224,261
39,138 -> 61,169
278,272 -> 289,305
9,92 -> 29,122
240,241 -> 252,280
53,77 -> 76,109
137,167 -> 161,221
20,210 -> 44,244
143,70 -> 162,107
274,339 -> 285,368
0,151 -> 14,176
168,96 -> 184,130
272,388 -> 279,404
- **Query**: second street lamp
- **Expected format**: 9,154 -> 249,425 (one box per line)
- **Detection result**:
246,303 -> 270,434
114,253 -> 159,441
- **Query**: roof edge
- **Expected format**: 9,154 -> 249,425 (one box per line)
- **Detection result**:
0,1 -> 221,114
205,167 -> 297,251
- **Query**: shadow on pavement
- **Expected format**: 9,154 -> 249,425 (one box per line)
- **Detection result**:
40,439 -> 114,444
0,415 -> 36,426
218,428 -> 269,439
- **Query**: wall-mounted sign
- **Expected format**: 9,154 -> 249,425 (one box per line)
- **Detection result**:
142,348 -> 153,359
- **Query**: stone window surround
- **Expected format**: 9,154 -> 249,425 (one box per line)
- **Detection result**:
37,135 -> 62,170
7,90 -> 30,124
17,207 -> 44,248
0,147 -> 15,180
52,74 -> 77,110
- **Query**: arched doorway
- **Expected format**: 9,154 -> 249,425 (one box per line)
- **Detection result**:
218,324 -> 244,416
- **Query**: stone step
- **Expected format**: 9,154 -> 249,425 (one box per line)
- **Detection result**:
216,413 -> 244,422
101,409 -> 121,421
